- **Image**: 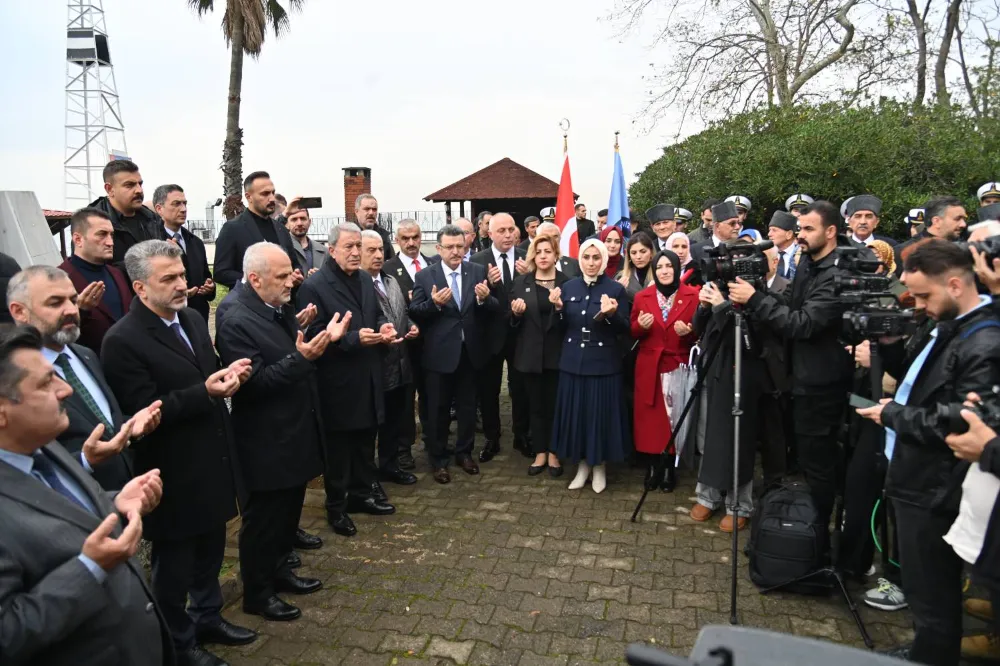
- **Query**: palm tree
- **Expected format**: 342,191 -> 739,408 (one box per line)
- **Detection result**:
188,0 -> 304,218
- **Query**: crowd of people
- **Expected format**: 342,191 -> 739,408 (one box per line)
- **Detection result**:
0,157 -> 999,666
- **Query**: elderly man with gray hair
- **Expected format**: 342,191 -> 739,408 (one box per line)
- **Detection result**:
100,240 -> 258,665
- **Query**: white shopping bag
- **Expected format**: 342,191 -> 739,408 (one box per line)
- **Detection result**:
662,345 -> 700,466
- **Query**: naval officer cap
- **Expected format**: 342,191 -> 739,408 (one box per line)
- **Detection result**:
846,195 -> 882,218
645,204 -> 676,223
675,207 -> 693,222
540,206 -> 556,221
711,201 -> 739,223
768,210 -> 798,232
978,182 -> 1000,202
906,208 -> 925,224
979,203 -> 1000,223
725,195 -> 752,212
785,193 -> 814,211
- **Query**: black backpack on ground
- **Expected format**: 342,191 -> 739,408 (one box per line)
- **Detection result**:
748,482 -> 829,594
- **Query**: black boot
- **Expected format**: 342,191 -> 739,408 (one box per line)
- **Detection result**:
660,457 -> 676,493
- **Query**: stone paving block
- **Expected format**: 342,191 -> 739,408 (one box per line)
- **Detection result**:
607,600 -> 651,623
407,598 -> 452,619
372,611 -> 421,634
415,615 -> 464,639
545,580 -> 591,600
595,556 -> 635,571
458,619 -> 507,647
469,643 -> 522,666
491,606 -> 539,632
517,651 -> 568,666
296,644 -> 355,664
426,636 -> 476,664
504,628 -> 552,654
578,542 -> 618,557
519,593 -> 565,615
557,552 -> 596,567
378,632 -> 430,654
562,599 -> 608,620
549,634 -> 600,658
449,600 -> 496,624
467,570 -> 508,590
495,561 -> 539,577
587,584 -> 630,604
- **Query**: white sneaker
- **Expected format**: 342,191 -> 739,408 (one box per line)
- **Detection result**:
568,462 -> 590,490
863,578 -> 908,611
592,464 -> 607,494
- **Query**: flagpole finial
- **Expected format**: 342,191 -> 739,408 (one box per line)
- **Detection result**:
614,130 -> 620,151
559,118 -> 570,153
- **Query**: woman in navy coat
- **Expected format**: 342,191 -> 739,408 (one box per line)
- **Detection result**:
550,237 -> 631,493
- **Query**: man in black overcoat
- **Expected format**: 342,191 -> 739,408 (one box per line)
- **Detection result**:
101,240 -> 257,666
297,223 -> 399,538
154,184 -> 216,322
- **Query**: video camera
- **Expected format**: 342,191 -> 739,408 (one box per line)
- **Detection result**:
939,385 -> 1000,434
956,235 -> 1000,262
833,247 -> 917,341
700,240 -> 772,291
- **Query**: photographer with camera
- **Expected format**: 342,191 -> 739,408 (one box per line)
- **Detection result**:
855,240 -> 1000,665
727,201 -> 854,542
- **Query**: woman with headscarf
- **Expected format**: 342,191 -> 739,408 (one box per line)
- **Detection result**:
617,231 -> 656,299
630,250 -> 700,491
550,238 -> 631,493
666,232 -> 692,270
599,226 -> 624,279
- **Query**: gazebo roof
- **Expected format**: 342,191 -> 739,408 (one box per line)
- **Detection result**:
424,157 -> 575,202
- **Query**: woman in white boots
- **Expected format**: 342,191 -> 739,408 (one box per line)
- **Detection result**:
550,237 -> 631,493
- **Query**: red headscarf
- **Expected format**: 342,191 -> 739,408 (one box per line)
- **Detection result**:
599,226 -> 624,278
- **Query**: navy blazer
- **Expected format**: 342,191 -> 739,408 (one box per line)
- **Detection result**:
408,260 -> 500,373
557,275 -> 631,376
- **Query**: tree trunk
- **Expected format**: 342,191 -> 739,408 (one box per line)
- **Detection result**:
222,11 -> 245,220
934,0 -> 963,108
906,0 -> 928,108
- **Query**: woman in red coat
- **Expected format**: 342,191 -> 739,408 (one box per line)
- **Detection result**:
630,250 -> 700,491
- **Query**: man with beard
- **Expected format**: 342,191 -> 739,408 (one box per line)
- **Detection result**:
846,195 -> 896,247
6,266 -> 162,490
58,208 -> 132,354
154,185 -> 216,323
857,240 -> 1000,665
87,160 -> 160,285
284,201 -> 327,276
573,203 -> 596,242
217,243 -> 347,622
214,171 -> 302,290
727,201 -> 855,545
354,194 -> 395,261
894,196 -> 969,277
101,240 -> 256,666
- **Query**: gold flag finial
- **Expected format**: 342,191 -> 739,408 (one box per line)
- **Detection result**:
559,118 -> 570,154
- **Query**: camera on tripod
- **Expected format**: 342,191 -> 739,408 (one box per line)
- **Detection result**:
833,247 -> 917,341
700,240 -> 772,290
939,385 -> 1000,434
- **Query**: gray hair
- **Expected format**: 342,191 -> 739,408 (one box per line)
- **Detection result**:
328,222 -> 362,247
243,241 -> 287,277
454,217 -> 473,234
537,222 -> 561,238
152,184 -> 183,207
971,219 -> 1000,232
354,193 -> 377,210
437,224 -> 466,244
124,240 -> 183,284
361,229 -> 384,245
6,265 -> 71,308
396,218 -> 420,234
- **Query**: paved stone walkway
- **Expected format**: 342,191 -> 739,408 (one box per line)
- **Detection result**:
212,422 -> 917,665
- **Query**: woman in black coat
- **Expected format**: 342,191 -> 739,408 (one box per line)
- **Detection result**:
509,235 -> 571,476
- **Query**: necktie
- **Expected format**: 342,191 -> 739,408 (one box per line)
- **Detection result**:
170,322 -> 195,355
500,253 -> 512,287
413,257 -> 422,272
786,250 -> 797,279
273,308 -> 284,322
31,451 -> 91,513
54,354 -> 113,432
777,254 -> 787,280
173,232 -> 185,253
450,271 -> 462,308
374,278 -> 388,300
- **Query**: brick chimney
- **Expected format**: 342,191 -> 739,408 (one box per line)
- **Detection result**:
343,167 -> 372,222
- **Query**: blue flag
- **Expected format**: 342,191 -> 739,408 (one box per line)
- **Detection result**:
608,148 -> 630,239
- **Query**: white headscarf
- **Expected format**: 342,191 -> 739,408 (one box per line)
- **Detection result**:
665,231 -> 691,267
579,237 -> 609,285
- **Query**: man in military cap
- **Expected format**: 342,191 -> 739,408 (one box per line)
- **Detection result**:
691,201 -> 741,263
688,198 -> 720,245
540,207 -> 556,224
905,208 -> 926,238
675,207 -> 693,230
978,181 -> 1000,206
645,204 -> 678,252
847,195 -> 896,247
725,195 -> 752,229
767,211 -> 800,281
785,194 -> 814,218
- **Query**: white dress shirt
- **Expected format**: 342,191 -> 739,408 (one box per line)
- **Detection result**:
400,254 -> 424,281
159,313 -> 194,351
852,234 -> 874,246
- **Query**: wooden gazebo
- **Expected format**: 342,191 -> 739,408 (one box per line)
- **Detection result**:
424,157 -> 577,229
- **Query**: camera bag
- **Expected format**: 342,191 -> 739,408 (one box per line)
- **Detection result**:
748,482 -> 827,594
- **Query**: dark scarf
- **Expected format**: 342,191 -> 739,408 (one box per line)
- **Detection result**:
332,262 -> 363,305
653,250 -> 681,299
634,263 -> 650,286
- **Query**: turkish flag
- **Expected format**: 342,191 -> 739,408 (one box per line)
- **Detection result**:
554,154 -> 578,258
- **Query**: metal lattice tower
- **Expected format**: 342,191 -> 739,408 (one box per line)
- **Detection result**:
64,0 -> 129,208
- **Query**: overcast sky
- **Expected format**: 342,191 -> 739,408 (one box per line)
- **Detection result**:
1,0 -> 683,219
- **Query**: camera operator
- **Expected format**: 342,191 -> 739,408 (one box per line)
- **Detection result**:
727,201 -> 854,542
856,240 -> 1000,665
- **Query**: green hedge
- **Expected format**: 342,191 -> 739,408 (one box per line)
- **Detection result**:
629,102 -> 1000,238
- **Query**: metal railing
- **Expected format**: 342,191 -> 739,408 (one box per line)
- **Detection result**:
186,210 -> 451,244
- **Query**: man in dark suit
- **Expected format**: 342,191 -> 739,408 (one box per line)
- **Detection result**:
297,223 -> 399,538
470,212 -> 529,461
154,184 -> 216,322
409,224 -> 500,483
472,211 -> 493,253
845,195 -> 897,248
536,222 -> 581,277
517,215 -> 540,252
7,265 -> 162,490
383,220 -> 433,469
217,242 -> 348,622
893,195 -> 969,276
58,207 -> 132,354
0,250 -> 21,325
354,194 -> 395,261
574,203 -> 597,242
690,201 -> 742,264
101,240 -> 256,666
213,171 -> 302,289
0,325 -> 171,666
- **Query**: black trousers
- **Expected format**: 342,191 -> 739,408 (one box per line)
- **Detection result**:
409,340 -> 430,447
425,349 -> 477,468
324,426 -> 378,516
756,392 -> 788,487
477,336 -> 528,443
378,384 -> 416,471
522,369 -> 560,454
239,485 -> 306,606
894,501 -> 963,666
150,525 -> 226,651
793,392 -> 846,536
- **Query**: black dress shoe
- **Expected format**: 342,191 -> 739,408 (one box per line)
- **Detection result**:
179,646 -> 230,666
433,467 -> 451,484
370,481 -> 389,503
398,451 -> 416,470
347,496 -> 396,515
274,573 -> 322,595
528,463 -> 546,476
548,465 -> 564,478
328,512 -> 357,537
458,456 -> 480,475
660,462 -> 676,493
293,528 -> 322,550
196,618 -> 257,646
513,435 -> 533,459
286,551 -> 302,569
478,440 -> 500,463
382,466 -> 418,485
243,595 -> 302,622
